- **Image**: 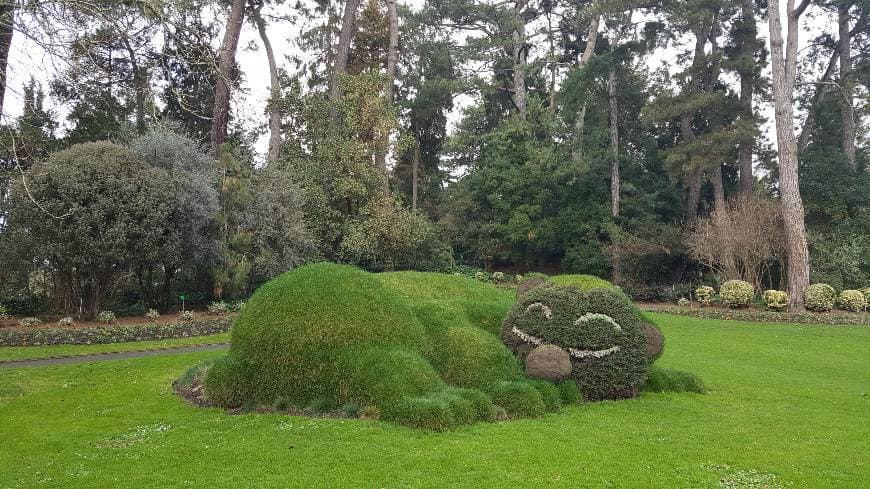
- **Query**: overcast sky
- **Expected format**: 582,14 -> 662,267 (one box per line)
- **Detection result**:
1,2 -> 844,163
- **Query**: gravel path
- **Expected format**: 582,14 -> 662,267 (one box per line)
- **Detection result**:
0,343 -> 229,369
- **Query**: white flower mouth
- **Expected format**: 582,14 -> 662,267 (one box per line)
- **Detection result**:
510,326 -> 620,360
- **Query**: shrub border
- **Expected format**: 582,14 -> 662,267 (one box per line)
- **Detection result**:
644,306 -> 870,326
0,318 -> 233,347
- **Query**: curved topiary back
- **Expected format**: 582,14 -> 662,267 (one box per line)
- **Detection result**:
227,263 -> 437,406
501,284 -> 651,400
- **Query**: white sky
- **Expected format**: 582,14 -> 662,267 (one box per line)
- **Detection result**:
0,2 -> 846,163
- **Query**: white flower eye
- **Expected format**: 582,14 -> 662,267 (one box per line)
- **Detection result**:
524,302 -> 552,319
574,313 -> 621,331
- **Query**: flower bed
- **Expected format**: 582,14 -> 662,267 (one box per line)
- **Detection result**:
0,318 -> 233,347
642,305 -> 870,326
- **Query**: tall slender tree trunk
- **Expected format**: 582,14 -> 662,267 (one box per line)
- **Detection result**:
572,13 -> 600,162
838,4 -> 856,170
210,0 -> 247,159
547,9 -> 556,112
329,0 -> 362,114
608,68 -> 619,218
512,0 -> 527,116
374,0 -> 398,193
737,0 -> 756,191
0,0 -> 15,118
797,49 -> 838,152
768,0 -> 810,311
411,144 -> 420,211
122,39 -> 147,134
253,5 -> 283,165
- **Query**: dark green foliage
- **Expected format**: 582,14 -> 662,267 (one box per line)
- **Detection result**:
556,380 -> 582,404
502,284 -> 651,400
529,380 -> 563,412
489,381 -> 547,418
644,366 -> 705,394
645,306 -> 870,326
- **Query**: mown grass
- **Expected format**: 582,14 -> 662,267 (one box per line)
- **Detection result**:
0,332 -> 230,362
2,312 -> 869,487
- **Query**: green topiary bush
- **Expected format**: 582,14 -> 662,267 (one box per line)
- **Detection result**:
695,286 -> 715,305
644,366 -> 705,393
719,280 -> 754,308
489,381 -> 546,418
762,290 -> 789,311
838,290 -> 866,312
501,284 -> 652,400
804,283 -> 836,312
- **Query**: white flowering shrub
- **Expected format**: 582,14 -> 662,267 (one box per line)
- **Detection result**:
677,297 -> 690,307
19,317 -> 43,327
57,316 -> 76,327
762,290 -> 788,311
207,301 -> 229,315
491,271 -> 507,282
145,309 -> 160,322
804,284 -> 836,312
179,310 -> 195,321
97,311 -> 117,324
720,280 -> 754,308
838,290 -> 866,312
695,286 -> 715,305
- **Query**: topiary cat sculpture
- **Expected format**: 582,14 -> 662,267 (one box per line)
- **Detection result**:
502,283 -> 662,400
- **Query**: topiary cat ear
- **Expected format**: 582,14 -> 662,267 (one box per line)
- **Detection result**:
524,302 -> 552,320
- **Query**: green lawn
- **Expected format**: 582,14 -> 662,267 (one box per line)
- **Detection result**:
0,332 -> 230,362
1,313 -> 868,488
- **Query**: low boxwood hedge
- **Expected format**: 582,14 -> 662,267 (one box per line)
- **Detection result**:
645,306 -> 870,326
0,318 -> 232,347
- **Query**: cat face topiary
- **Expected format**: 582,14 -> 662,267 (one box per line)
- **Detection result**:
502,284 -> 654,400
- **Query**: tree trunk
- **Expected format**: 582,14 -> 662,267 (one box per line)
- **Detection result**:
122,38 -> 147,134
796,49 -> 838,152
329,0 -> 362,112
838,4 -> 856,170
711,164 -> 726,210
411,144 -> 420,211
210,0 -> 246,159
608,68 -> 619,218
374,0 -> 398,192
768,0 -> 810,312
572,13 -> 600,161
686,166 -> 703,221
253,5 -> 283,165
737,0 -> 756,191
0,0 -> 15,118
512,0 -> 527,116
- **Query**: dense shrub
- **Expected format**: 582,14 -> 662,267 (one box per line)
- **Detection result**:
97,311 -> 117,324
719,280 -> 754,308
489,381 -> 546,418
804,284 -> 836,312
145,309 -> 160,322
644,366 -> 705,393
838,290 -> 866,312
0,318 -> 231,346
0,305 -> 9,320
179,311 -> 195,321
207,301 -> 229,315
18,317 -> 42,327
695,286 -> 715,305
57,317 -> 75,327
491,271 -> 507,282
502,284 -> 653,400
762,290 -> 789,311
677,297 -> 690,306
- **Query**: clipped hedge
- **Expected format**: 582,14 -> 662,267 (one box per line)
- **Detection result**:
838,290 -> 866,313
0,318 -> 232,347
720,280 -> 754,308
762,290 -> 789,311
804,284 -> 836,312
644,306 -> 870,326
502,284 -> 652,401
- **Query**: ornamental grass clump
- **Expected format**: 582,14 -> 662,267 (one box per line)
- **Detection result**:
762,290 -> 789,311
695,286 -> 715,305
838,290 -> 866,313
719,280 -> 754,308
804,284 -> 836,312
